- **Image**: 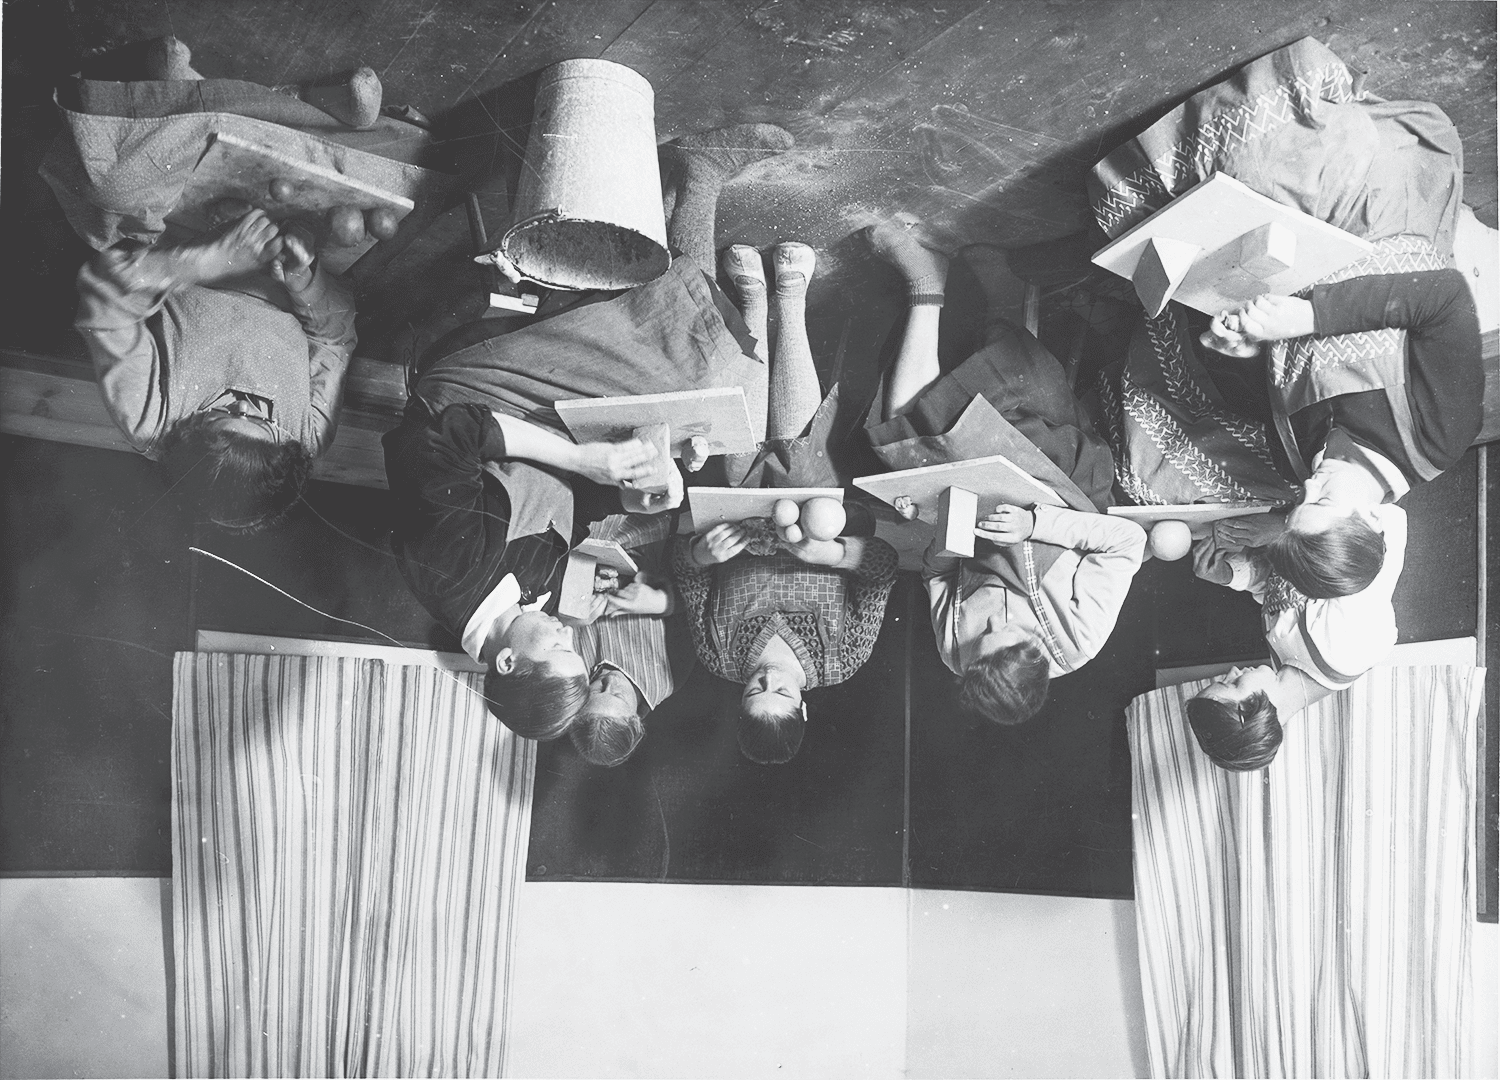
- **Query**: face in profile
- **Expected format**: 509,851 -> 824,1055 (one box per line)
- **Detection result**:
1197,664 -> 1278,707
1287,460 -> 1373,536
497,611 -> 588,679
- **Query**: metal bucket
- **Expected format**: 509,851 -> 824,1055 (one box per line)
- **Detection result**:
500,59 -> 670,291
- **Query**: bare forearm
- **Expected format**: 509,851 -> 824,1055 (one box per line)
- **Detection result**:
490,412 -> 584,472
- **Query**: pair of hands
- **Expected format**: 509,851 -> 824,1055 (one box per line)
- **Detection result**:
1200,294 -> 1316,357
571,580 -> 673,623
571,435 -> 717,511
1208,509 -> 1288,552
895,498 -> 1036,546
691,521 -> 844,567
102,209 -> 317,296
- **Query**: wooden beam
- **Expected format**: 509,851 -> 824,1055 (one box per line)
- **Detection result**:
0,352 -> 394,489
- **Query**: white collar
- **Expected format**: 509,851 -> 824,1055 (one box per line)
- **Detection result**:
1315,430 -> 1411,501
460,574 -> 551,664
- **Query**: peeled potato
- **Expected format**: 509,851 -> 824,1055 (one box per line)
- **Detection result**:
328,205 -> 366,246
771,498 -> 800,528
366,207 -> 400,240
799,496 -> 846,542
781,523 -> 804,544
1149,519 -> 1192,561
268,178 -> 296,202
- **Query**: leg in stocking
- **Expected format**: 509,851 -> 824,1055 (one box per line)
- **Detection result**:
767,243 -> 821,441
722,246 -> 769,449
660,124 -> 794,277
864,220 -> 950,421
960,243 -> 1029,341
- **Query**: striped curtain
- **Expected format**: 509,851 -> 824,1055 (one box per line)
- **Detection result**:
171,652 -> 535,1078
1127,664 -> 1482,1079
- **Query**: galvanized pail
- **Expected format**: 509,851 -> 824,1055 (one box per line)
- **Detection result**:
501,59 -> 670,290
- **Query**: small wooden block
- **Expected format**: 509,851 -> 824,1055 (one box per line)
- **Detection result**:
1132,236 -> 1200,317
574,538 -> 637,574
686,487 -> 844,530
854,455 -> 1064,529
1092,173 -> 1374,316
630,422 -> 674,495
557,552 -> 600,620
1105,503 -> 1275,528
937,486 -> 979,559
555,389 -> 755,458
1237,221 -> 1297,279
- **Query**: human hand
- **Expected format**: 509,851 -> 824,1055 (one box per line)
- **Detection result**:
571,436 -> 661,487
976,504 -> 1035,545
1200,311 -> 1262,358
779,536 -> 844,566
604,582 -> 671,616
1224,294 -> 1316,343
181,209 -> 285,284
271,225 -> 316,294
1211,510 -> 1287,552
692,522 -> 751,565
620,463 -> 684,514
558,592 -> 609,627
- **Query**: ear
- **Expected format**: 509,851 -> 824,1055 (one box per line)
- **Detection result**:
493,647 -> 517,675
1352,504 -> 1383,531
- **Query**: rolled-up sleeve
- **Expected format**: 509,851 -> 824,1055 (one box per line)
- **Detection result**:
75,252 -> 172,453
1031,505 -> 1146,667
287,264 -> 357,456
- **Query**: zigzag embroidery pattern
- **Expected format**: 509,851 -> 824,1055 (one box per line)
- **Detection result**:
1272,237 -> 1444,388
1093,62 -> 1355,236
1120,377 -> 1260,503
1147,309 -> 1282,475
1097,378 -> 1169,506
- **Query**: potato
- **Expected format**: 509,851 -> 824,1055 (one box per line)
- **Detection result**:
798,496 -> 846,542
1148,519 -> 1192,561
328,205 -> 365,246
771,498 -> 800,528
268,178 -> 296,202
780,523 -> 804,544
366,207 -> 400,240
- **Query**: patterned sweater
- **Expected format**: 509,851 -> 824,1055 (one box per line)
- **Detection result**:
670,535 -> 899,688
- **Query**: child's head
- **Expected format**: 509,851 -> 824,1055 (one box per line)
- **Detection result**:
1185,665 -> 1283,771
570,667 -> 646,767
1268,507 -> 1384,598
735,696 -> 805,765
957,618 -> 1050,725
737,658 -> 807,764
159,411 -> 311,533
483,612 -> 590,740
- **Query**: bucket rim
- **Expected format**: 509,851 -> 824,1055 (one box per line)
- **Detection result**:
536,58 -> 653,95
500,211 -> 672,291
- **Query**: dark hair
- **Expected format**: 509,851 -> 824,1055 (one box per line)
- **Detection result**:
1267,513 -> 1384,599
736,699 -> 805,765
570,706 -> 645,767
483,659 -> 589,741
1186,690 -> 1283,771
959,641 -> 1050,725
158,411 -> 312,534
